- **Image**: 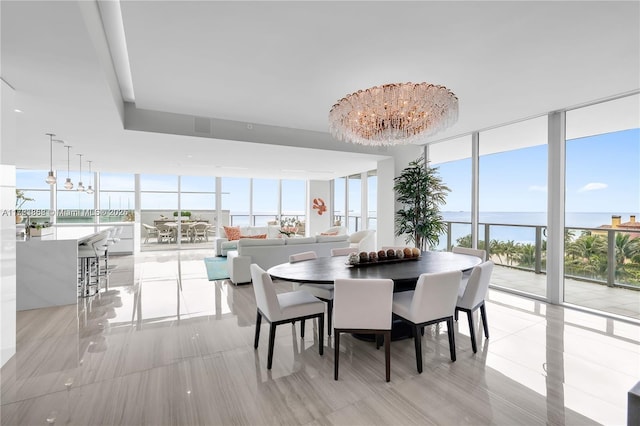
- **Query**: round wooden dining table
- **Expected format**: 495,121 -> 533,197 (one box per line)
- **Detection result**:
267,250 -> 482,292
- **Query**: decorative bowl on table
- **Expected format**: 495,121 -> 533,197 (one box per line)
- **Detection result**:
345,247 -> 420,267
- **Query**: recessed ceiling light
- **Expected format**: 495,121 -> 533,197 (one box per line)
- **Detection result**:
186,154 -> 193,158
14,109 -> 23,113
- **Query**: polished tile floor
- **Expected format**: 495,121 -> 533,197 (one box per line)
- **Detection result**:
2,249 -> 639,425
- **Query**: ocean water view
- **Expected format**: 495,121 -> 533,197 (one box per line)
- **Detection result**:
440,211 -> 639,246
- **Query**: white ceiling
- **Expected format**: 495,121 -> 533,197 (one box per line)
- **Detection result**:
2,1 -> 639,179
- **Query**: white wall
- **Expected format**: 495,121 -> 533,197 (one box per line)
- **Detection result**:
1,79 -> 17,366
307,180 -> 331,236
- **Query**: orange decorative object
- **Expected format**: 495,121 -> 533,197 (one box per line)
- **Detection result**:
312,198 -> 327,215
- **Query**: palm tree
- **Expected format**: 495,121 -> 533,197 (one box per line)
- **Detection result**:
490,239 -> 504,264
502,240 -> 519,266
516,244 -> 536,268
566,233 -> 606,260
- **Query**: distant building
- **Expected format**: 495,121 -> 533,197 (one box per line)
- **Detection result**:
595,215 -> 640,239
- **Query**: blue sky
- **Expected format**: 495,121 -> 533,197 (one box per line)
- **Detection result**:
437,128 -> 639,214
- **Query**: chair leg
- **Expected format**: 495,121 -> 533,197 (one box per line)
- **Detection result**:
301,319 -> 305,338
454,308 -> 459,321
375,334 -> 381,350
318,315 -> 324,356
327,300 -> 333,336
467,310 -> 477,353
254,311 -> 262,349
334,331 -> 341,380
267,323 -> 277,370
480,303 -> 489,339
384,330 -> 391,382
414,324 -> 423,373
447,317 -> 456,362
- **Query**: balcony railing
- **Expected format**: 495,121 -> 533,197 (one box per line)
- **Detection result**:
443,221 -> 640,290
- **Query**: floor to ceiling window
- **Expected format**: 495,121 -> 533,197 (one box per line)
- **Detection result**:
429,135 -> 473,251
221,177 -> 250,226
333,177 -> 346,227
15,169 -> 52,224
56,168 -> 95,223
179,175 -> 216,223
479,116 -> 548,297
367,170 -> 377,230
564,94 -> 640,317
252,178 -> 278,226
347,174 -> 361,232
140,174 -> 178,250
99,172 -> 135,223
281,179 -> 306,230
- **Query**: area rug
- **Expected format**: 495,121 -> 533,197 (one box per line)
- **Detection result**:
204,257 -> 229,280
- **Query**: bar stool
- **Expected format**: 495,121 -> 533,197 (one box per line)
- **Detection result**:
77,231 -> 110,297
103,226 -> 122,274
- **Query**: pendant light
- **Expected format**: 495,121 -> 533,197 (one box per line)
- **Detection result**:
86,160 -> 94,194
45,133 -> 56,185
63,145 -> 74,190
76,154 -> 85,192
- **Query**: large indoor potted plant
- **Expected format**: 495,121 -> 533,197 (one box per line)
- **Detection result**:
394,155 -> 450,250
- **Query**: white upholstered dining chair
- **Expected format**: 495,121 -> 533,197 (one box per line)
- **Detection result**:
392,270 -> 462,373
455,260 -> 494,353
452,246 -> 487,262
289,251 -> 336,335
333,278 -> 394,382
250,264 -> 325,370
330,247 -> 358,257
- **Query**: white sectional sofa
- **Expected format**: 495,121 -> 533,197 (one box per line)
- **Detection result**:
215,225 -> 281,256
226,235 -> 350,284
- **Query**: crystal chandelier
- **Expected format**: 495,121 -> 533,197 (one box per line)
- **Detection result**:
328,82 -> 458,146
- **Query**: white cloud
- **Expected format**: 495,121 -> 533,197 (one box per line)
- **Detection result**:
578,182 -> 608,193
528,185 -> 547,192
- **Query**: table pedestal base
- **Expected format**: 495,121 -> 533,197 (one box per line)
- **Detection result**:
353,320 -> 413,342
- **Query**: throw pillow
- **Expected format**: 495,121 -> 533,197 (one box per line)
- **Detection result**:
240,234 -> 267,239
320,231 -> 338,236
223,226 -> 241,241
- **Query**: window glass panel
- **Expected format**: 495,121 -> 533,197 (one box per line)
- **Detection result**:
565,94 -> 640,317
282,179 -> 306,219
222,177 -> 250,226
333,177 -> 345,226
479,116 -> 548,298
141,192 -> 178,210
140,174 -> 178,191
100,191 -> 134,210
348,174 -> 361,232
15,190 -> 50,222
17,169 -> 51,190
367,171 -> 377,230
57,190 -> 95,223
253,179 -> 278,226
429,135 -> 472,250
180,175 -> 215,192
100,172 -> 134,191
